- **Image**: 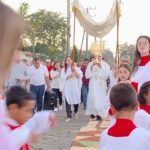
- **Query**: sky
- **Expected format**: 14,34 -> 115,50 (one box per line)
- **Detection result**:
3,0 -> 150,54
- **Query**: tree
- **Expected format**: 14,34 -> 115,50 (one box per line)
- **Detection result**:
102,49 -> 115,68
18,2 -> 30,48
120,43 -> 135,66
18,2 -> 29,17
24,10 -> 67,55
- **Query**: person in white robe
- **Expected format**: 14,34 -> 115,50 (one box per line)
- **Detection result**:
100,83 -> 150,150
1,86 -> 56,150
85,54 -> 110,120
61,56 -> 82,122
131,35 -> 150,92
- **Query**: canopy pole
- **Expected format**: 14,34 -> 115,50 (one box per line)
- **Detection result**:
72,8 -> 76,62
78,30 -> 85,63
115,0 -> 120,66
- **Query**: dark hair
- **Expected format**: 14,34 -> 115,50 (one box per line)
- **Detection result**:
118,64 -> 131,82
53,61 -> 59,71
138,81 -> 150,105
6,86 -> 35,108
90,56 -> 95,62
84,58 -> 89,61
132,35 -> 150,74
110,83 -> 137,111
64,56 -> 74,73
33,57 -> 40,62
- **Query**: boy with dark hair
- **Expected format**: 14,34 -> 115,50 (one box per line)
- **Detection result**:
4,86 -> 55,150
100,83 -> 150,150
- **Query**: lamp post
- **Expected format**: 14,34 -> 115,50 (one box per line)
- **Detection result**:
66,0 -> 71,56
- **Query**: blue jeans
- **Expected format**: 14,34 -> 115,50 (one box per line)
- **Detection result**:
30,84 -> 45,111
81,85 -> 89,109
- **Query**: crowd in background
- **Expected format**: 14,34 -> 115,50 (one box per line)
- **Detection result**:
4,48 -> 133,122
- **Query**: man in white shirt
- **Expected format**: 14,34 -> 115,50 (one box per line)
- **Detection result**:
28,57 -> 50,111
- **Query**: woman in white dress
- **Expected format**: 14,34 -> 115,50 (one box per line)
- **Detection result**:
86,55 -> 110,120
61,56 -> 82,122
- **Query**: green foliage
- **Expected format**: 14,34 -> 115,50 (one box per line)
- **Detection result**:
27,43 -> 65,61
79,51 -> 92,60
18,2 -> 29,17
18,3 -> 67,59
26,10 -> 67,51
102,49 -> 115,68
120,43 -> 135,66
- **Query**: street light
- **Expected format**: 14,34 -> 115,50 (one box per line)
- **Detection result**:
66,0 -> 70,56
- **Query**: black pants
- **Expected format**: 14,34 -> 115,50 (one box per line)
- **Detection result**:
65,100 -> 79,118
52,88 -> 62,108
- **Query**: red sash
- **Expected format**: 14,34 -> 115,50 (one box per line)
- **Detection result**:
131,82 -> 138,92
108,108 -> 113,116
108,119 -> 136,137
140,104 -> 150,114
139,55 -> 150,66
7,124 -> 30,150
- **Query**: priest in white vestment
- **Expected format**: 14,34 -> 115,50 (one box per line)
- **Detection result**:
85,55 -> 110,120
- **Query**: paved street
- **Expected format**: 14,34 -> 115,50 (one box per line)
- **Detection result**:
31,106 -> 89,150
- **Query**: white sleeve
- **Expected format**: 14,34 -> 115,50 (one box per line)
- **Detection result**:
61,68 -> 66,80
24,111 -> 52,134
43,65 -> 49,77
10,126 -> 31,149
134,109 -> 150,130
85,64 -> 92,79
76,67 -> 83,79
101,62 -> 111,79
50,70 -> 59,79
27,66 -> 32,77
21,64 -> 29,81
104,89 -> 111,111
60,69 -> 66,92
0,124 -> 31,150
99,67 -> 109,80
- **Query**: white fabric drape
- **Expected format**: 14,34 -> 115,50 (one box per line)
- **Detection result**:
72,0 -> 120,37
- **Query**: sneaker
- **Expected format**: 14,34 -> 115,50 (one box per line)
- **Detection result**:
54,107 -> 58,112
59,105 -> 63,110
90,114 -> 96,121
96,115 -> 102,121
90,114 -> 95,119
65,118 -> 71,122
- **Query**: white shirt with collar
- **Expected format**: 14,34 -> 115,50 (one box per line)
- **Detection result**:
28,64 -> 49,86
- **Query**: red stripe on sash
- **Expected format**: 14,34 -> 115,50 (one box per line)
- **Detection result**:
108,119 -> 136,137
139,55 -> 150,66
140,104 -> 150,114
131,82 -> 138,92
108,108 -> 113,116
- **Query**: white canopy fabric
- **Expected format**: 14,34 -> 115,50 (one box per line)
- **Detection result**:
72,0 -> 121,37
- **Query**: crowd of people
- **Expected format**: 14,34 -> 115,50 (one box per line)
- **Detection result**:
1,1 -> 150,150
